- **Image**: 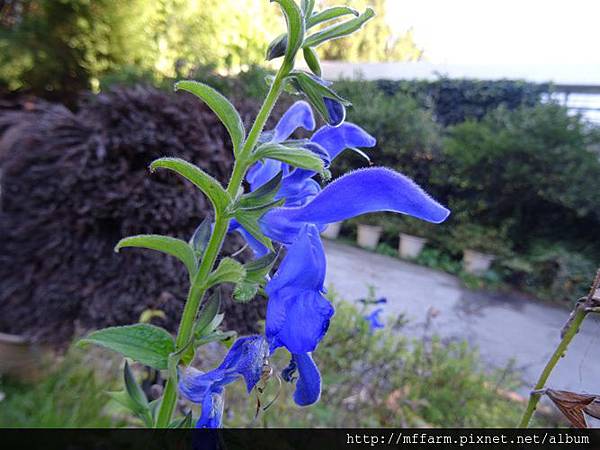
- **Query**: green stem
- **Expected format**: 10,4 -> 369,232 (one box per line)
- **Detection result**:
517,307 -> 587,428
154,69 -> 287,428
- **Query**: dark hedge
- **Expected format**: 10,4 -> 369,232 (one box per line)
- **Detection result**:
0,87 -> 273,344
373,78 -> 549,126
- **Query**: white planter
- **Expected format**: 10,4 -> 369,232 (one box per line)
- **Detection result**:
321,222 -> 342,240
399,233 -> 427,259
356,224 -> 382,250
463,249 -> 495,274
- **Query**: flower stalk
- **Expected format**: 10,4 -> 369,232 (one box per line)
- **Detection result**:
518,269 -> 600,428
154,69 -> 288,428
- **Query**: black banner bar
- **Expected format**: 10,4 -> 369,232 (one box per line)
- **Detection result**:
1,428 -> 600,450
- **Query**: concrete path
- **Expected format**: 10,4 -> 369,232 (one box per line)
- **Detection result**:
324,240 -> 600,395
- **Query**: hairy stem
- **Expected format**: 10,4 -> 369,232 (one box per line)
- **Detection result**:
155,70 -> 286,427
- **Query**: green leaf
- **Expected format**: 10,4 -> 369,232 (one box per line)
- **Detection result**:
79,324 -> 175,370
289,71 -> 351,124
168,412 -> 193,428
189,218 -> 212,259
234,251 -> 279,303
253,143 -> 324,174
124,361 -> 148,409
234,199 -> 284,250
150,157 -> 230,214
303,47 -> 322,77
306,6 -> 359,28
237,172 -> 283,210
115,234 -> 197,278
194,290 -> 222,338
205,257 -> 246,289
303,8 -> 375,48
301,0 -> 315,17
196,330 -> 237,346
272,0 -> 304,70
174,81 -> 245,155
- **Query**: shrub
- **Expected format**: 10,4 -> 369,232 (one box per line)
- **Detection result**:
439,103 -> 600,256
221,299 -> 531,427
333,80 -> 442,186
0,87 -> 269,344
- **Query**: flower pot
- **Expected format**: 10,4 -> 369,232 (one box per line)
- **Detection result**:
0,332 -> 43,381
463,249 -> 495,275
356,224 -> 382,250
321,222 -> 342,240
399,233 -> 427,259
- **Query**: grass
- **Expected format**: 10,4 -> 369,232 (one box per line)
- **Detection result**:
0,348 -> 126,427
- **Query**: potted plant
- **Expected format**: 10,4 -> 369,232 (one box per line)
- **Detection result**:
451,223 -> 509,275
355,215 -> 383,250
320,221 -> 342,240
397,216 -> 432,259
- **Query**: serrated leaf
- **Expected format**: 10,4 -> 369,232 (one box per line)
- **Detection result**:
303,8 -> 375,48
234,281 -> 260,303
303,47 -> 321,77
253,143 -> 324,174
79,324 -> 175,370
272,0 -> 304,70
175,81 -> 245,155
150,157 -> 230,214
306,6 -> 359,28
115,234 -> 197,279
205,257 -> 246,289
194,291 -> 222,338
234,251 -> 278,303
190,218 -> 212,258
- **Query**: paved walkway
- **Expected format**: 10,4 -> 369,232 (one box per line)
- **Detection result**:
324,240 -> 600,394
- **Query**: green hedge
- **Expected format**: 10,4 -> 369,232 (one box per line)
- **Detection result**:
332,80 -> 600,303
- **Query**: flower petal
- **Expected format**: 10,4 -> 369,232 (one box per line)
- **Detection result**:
266,288 -> 333,354
246,158 -> 283,190
311,122 -> 376,161
219,335 -> 269,393
231,220 -> 269,257
293,353 -> 321,406
196,391 -> 224,428
266,224 -> 325,293
270,101 -> 316,143
261,167 -> 450,243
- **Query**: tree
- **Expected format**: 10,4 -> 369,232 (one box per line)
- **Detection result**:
317,0 -> 423,62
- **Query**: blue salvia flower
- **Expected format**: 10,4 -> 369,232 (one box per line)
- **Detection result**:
232,101 -> 376,256
364,308 -> 385,332
179,335 -> 269,428
260,167 -> 450,244
259,168 -> 449,406
265,224 -> 331,406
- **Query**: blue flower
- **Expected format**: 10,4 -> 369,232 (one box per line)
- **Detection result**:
260,167 -> 451,244
281,352 -> 322,406
179,335 -> 269,428
232,101 -> 376,256
364,308 -> 385,332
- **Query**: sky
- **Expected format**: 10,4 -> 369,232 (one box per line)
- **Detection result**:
386,0 -> 600,65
